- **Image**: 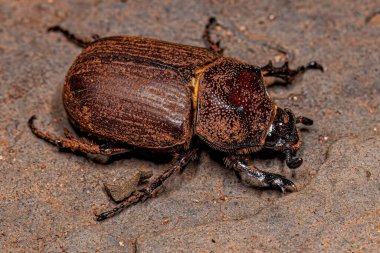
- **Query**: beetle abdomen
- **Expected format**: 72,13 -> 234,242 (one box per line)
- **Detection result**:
64,37 -> 219,149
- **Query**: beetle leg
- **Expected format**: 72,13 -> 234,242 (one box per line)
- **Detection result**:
202,17 -> 224,55
28,116 -> 130,156
63,127 -> 76,140
261,61 -> 323,84
224,155 -> 297,192
95,148 -> 198,221
47,25 -> 100,48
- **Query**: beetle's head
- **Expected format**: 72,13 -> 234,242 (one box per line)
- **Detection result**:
264,107 -> 313,169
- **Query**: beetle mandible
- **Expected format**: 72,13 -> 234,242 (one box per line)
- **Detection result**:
29,18 -> 323,221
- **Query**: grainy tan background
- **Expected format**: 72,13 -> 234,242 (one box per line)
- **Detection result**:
0,0 -> 379,252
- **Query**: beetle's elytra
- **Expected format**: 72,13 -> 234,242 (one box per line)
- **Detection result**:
29,18 -> 323,221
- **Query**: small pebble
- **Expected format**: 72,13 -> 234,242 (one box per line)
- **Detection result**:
104,171 -> 141,202
268,14 -> 276,21
104,169 -> 153,202
162,217 -> 170,225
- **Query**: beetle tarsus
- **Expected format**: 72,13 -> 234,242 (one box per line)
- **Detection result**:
203,17 -> 224,55
306,61 -> 324,72
28,115 -> 58,146
96,193 -> 144,221
285,150 -> 303,169
225,156 -> 297,192
261,60 -> 323,83
47,25 -> 99,48
96,148 -> 198,221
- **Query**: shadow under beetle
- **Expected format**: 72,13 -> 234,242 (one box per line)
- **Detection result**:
29,18 -> 323,221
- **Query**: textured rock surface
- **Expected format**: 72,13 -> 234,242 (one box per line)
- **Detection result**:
138,136 -> 380,252
0,0 -> 379,252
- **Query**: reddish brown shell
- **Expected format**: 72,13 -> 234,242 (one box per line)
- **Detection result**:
64,36 -> 220,149
195,58 -> 275,153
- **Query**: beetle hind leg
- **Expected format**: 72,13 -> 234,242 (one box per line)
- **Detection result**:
203,17 -> 224,55
47,25 -> 100,48
261,61 -> 323,84
95,148 -> 198,221
28,115 -> 130,156
224,155 -> 297,192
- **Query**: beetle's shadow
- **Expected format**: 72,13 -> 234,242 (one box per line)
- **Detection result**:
204,144 -> 282,168
207,146 -> 280,162
49,78 -> 67,122
58,131 -> 174,165
106,149 -> 172,165
56,142 -> 173,166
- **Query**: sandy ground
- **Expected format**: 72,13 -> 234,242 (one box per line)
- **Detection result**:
0,1 -> 379,252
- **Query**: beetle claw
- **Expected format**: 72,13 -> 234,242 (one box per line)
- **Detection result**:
265,172 -> 297,192
286,157 -> 303,169
281,179 -> 298,192
306,61 -> 324,72
285,150 -> 303,169
227,157 -> 298,192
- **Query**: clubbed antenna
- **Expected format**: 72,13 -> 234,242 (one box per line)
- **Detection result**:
296,116 -> 313,126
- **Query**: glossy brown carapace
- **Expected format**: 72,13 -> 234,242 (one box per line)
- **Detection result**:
64,36 -> 279,154
29,18 -> 323,221
64,36 -> 220,150
196,58 -> 275,153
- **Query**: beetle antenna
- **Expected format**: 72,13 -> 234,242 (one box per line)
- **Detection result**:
296,116 -> 313,126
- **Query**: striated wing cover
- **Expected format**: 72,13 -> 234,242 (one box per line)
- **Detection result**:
64,36 -> 220,149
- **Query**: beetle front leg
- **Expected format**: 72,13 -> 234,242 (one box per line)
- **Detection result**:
261,61 -> 323,84
95,148 -> 198,221
28,116 -> 130,156
224,155 -> 297,192
47,25 -> 100,48
202,17 -> 224,55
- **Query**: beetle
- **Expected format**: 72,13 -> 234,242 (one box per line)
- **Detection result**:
29,18 -> 323,221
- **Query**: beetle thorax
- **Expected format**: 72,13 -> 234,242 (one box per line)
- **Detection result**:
194,58 -> 276,153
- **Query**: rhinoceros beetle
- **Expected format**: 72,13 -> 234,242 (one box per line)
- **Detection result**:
29,18 -> 323,221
